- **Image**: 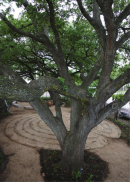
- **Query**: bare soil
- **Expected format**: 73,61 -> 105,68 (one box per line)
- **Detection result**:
0,103 -> 130,182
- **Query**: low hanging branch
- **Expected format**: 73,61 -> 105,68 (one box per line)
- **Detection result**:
0,77 -> 41,101
0,75 -> 89,102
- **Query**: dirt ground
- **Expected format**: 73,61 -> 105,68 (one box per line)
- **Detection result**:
0,103 -> 130,182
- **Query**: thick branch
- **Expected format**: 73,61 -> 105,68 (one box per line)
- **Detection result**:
29,98 -> 67,149
99,68 -> 130,103
0,77 -> 40,101
93,0 -> 102,25
119,27 -> 130,32
46,0 -> 63,54
0,13 -> 72,82
116,31 -> 130,50
29,76 -> 88,100
115,3 -> 130,27
81,50 -> 104,88
76,0 -> 106,47
0,13 -> 58,56
0,61 -> 26,84
0,72 -> 89,102
70,99 -> 82,133
96,87 -> 130,125
0,59 -> 67,147
54,93 -> 64,122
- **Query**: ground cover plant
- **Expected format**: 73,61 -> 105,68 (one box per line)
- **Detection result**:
0,0 -> 130,173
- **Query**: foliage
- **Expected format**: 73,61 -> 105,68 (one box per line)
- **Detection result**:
0,0 -> 130,173
71,170 -> 81,181
86,174 -> 94,182
40,97 -> 51,102
112,94 -> 124,102
57,77 -> 68,92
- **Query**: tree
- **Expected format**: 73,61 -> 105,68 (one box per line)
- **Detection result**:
0,0 -> 130,172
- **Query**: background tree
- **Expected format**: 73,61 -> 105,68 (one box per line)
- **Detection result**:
0,0 -> 130,172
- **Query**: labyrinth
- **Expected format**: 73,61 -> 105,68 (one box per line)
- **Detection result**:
5,106 -> 121,150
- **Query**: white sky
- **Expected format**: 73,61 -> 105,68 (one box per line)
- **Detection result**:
0,1 -> 105,24
0,1 -> 23,19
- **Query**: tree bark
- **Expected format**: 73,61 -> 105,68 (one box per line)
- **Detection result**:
48,90 -> 56,105
60,132 -> 88,172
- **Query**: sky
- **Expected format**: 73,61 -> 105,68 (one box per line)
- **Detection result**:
0,0 -> 106,25
0,0 -> 76,21
0,1 -> 23,19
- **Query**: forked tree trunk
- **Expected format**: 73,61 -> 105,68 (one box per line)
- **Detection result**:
30,99 -> 94,172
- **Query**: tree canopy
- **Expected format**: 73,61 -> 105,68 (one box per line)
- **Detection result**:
0,0 -> 130,172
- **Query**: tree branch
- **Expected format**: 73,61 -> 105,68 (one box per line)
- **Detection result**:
116,31 -> 130,50
76,0 -> 106,47
81,50 -> 104,88
120,46 -> 130,51
21,0 -> 39,29
46,0 -> 63,54
0,13 -> 72,82
0,61 -> 26,84
96,87 -> 130,126
29,98 -> 67,149
93,0 -> 102,25
70,99 -> 82,133
97,67 -> 130,104
0,62 -> 89,102
0,59 -> 67,146
115,3 -> 130,27
0,13 -> 58,56
19,23 -> 33,30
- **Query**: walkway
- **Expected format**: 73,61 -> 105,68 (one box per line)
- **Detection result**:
5,103 -> 121,150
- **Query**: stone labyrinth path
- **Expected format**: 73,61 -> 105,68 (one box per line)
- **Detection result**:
5,106 -> 121,150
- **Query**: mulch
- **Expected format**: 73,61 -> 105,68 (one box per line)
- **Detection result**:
0,148 -> 9,182
39,149 -> 109,182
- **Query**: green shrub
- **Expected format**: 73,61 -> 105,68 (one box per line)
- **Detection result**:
40,97 -> 51,102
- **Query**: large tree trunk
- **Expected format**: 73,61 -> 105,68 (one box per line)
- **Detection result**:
60,132 -> 88,172
59,100 -> 95,172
